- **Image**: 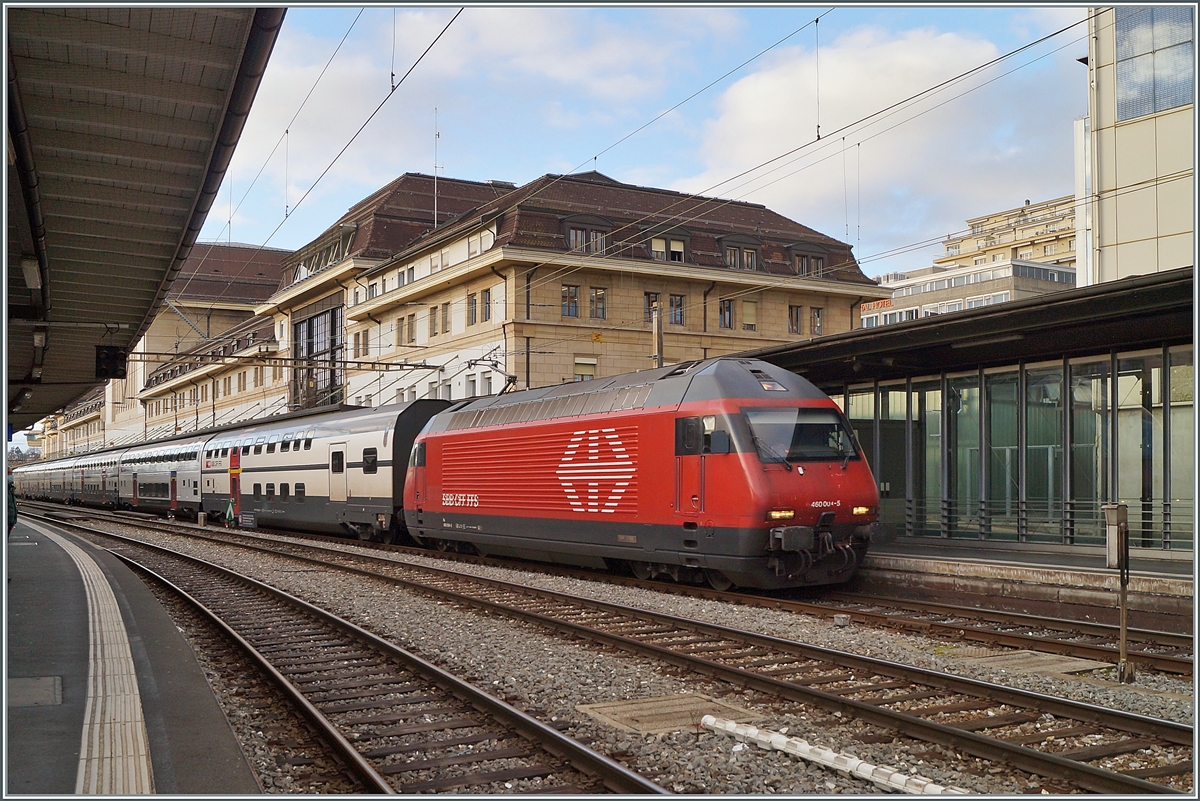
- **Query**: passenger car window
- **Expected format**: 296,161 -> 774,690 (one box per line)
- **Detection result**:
295,483 -> 305,502
363,448 -> 378,474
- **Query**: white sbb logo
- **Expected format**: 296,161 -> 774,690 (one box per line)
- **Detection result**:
557,428 -> 634,513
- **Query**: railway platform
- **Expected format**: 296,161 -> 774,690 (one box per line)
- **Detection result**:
6,515 -> 261,794
856,536 -> 1193,633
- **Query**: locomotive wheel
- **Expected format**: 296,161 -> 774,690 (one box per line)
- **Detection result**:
704,569 -> 734,592
629,561 -> 652,581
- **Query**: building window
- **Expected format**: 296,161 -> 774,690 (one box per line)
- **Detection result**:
742,300 -> 757,331
562,285 -> 579,317
718,299 -> 733,330
238,371 -> 247,391
441,383 -> 452,401
669,294 -> 685,325
727,247 -> 757,270
1018,250 -> 1033,260
788,305 -> 804,334
974,257 -> 986,265
407,314 -> 416,343
429,306 -> 439,336
644,292 -> 660,322
589,287 -> 607,319
368,282 -> 378,299
726,247 -> 741,269
1044,243 -> 1057,256
223,376 -> 231,396
482,372 -> 492,395
466,375 -> 476,396
481,288 -> 492,322
353,331 -> 361,358
810,307 -> 823,335
574,359 -> 596,381
441,303 -> 450,334
467,293 -> 477,326
651,238 -> 685,262
1115,6 -> 1194,121
569,227 -> 607,254
862,315 -> 878,328
946,244 -> 960,256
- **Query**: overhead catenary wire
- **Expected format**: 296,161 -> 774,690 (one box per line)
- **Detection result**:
169,9 -> 1104,402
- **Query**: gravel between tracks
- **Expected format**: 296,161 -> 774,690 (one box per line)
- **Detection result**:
99,525 -> 1194,794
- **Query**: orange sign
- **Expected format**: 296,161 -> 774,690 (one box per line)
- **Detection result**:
861,298 -> 893,312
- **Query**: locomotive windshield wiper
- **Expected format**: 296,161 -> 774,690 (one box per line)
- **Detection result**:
751,435 -> 792,471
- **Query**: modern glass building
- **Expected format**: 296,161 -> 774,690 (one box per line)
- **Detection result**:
748,268 -> 1194,556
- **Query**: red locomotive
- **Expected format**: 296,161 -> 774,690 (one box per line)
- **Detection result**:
404,357 -> 880,590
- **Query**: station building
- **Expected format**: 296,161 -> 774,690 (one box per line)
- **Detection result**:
747,267 -> 1193,559
338,170 -> 884,404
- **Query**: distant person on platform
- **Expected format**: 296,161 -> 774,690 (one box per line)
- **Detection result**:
7,476 -> 17,534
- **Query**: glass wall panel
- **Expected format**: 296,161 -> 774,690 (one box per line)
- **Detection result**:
1117,353 -> 1165,547
985,371 -> 1020,540
1168,347 -> 1193,550
878,385 -> 908,530
1026,366 -> 1064,543
847,387 -> 875,474
1069,358 -> 1111,545
947,375 -> 980,537
911,380 -> 942,536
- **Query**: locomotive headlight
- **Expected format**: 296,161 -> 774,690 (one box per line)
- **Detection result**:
767,509 -> 795,520
852,506 -> 875,516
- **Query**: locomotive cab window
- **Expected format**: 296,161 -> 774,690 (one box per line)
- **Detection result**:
743,407 -> 859,463
363,448 -> 378,474
331,452 -> 345,473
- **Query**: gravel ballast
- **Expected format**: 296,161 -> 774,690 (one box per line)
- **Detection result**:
94,525 -> 1194,794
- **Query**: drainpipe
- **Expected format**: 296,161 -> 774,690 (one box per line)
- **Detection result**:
702,281 -> 717,333
849,296 -> 863,330
525,267 -> 538,389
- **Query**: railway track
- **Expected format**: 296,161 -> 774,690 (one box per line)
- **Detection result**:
47,511 -> 1193,794
40,518 -> 664,795
32,501 -> 1191,677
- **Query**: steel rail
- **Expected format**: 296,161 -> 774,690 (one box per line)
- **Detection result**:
34,512 -> 667,796
90,516 -> 1189,795
113,553 -> 395,794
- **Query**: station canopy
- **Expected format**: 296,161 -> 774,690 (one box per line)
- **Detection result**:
6,7 -> 285,432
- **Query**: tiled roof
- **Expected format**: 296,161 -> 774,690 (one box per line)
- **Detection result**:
171,242 -> 291,305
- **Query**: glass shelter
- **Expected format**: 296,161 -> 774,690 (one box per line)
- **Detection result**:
749,268 -> 1194,557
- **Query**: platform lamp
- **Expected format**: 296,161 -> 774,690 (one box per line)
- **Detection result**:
1102,502 -> 1134,683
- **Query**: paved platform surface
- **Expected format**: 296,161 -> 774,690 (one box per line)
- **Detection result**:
6,517 -> 261,794
857,535 -> 1192,632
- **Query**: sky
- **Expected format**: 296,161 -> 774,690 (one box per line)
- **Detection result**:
199,5 -> 1092,279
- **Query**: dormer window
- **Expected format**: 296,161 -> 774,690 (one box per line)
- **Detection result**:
570,227 -> 607,254
652,238 -> 686,262
564,215 -> 612,255
720,235 -> 761,271
726,246 -> 758,270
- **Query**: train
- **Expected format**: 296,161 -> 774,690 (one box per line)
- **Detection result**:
14,357 -> 881,590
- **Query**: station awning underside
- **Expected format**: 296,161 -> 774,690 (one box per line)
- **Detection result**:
6,7 -> 285,432
745,267 -> 1194,390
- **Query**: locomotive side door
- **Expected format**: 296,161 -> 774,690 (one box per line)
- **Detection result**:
329,443 -> 347,503
675,417 -> 704,517
169,470 -> 178,513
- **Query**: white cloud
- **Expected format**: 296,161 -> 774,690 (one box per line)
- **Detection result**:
673,22 -> 1086,273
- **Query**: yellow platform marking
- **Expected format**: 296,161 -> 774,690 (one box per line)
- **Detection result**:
36,525 -> 154,794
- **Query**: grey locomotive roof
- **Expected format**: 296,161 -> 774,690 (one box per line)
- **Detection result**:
434,358 -> 827,434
